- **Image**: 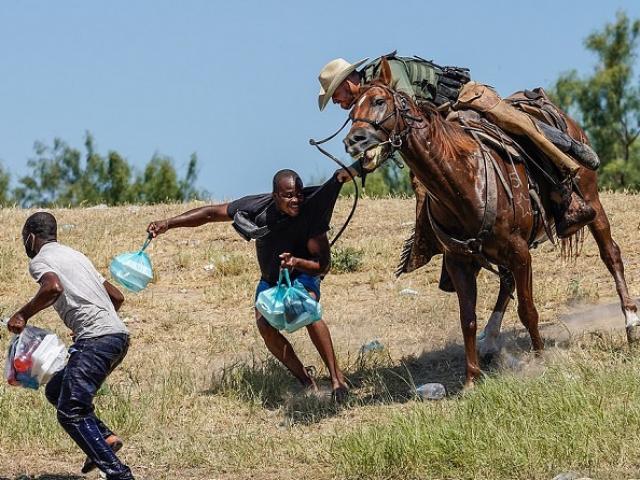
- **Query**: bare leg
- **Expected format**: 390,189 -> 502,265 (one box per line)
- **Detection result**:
255,310 -> 315,388
510,246 -> 544,352
445,255 -> 481,388
306,320 -> 347,391
478,267 -> 515,358
304,291 -> 348,396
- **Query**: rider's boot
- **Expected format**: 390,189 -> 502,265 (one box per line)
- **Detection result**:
551,181 -> 596,238
569,139 -> 600,171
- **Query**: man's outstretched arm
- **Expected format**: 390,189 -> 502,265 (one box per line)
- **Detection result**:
7,272 -> 64,334
147,204 -> 231,237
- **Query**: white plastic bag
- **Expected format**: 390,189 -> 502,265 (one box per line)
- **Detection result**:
4,325 -> 68,389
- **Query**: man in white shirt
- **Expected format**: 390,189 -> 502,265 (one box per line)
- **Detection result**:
7,211 -> 134,480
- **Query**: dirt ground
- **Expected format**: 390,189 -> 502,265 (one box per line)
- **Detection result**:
0,192 -> 639,479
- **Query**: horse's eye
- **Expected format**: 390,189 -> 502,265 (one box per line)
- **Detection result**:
374,98 -> 386,107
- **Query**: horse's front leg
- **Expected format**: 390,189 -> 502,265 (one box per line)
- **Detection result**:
445,254 -> 482,388
478,266 -> 515,360
587,196 -> 640,342
509,244 -> 544,352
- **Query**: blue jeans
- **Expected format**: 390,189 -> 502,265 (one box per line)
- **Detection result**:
45,333 -> 134,480
255,273 -> 321,301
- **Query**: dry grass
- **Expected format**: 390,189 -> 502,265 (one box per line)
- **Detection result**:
0,194 -> 639,479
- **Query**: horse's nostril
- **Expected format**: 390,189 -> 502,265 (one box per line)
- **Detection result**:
354,135 -> 367,143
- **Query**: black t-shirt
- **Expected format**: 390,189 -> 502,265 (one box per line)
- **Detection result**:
226,174 -> 343,284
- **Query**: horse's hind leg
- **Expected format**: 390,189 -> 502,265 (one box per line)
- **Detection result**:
510,244 -> 544,352
586,196 -> 640,341
445,254 -> 482,388
478,267 -> 515,359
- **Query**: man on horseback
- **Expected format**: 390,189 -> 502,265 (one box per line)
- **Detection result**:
317,53 -> 602,260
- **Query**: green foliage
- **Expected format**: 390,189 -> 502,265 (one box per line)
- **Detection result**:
0,162 -> 11,206
551,11 -> 640,190
12,132 -> 202,207
331,246 -> 364,273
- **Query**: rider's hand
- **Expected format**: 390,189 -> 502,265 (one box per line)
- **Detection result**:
279,252 -> 298,270
7,312 -> 26,334
147,220 -> 169,238
336,167 -> 358,184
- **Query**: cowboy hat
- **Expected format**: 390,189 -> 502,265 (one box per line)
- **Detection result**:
318,57 -> 369,111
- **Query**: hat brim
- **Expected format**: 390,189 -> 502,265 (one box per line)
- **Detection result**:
318,57 -> 369,111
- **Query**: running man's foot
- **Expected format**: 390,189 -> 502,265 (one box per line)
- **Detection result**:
81,434 -> 123,474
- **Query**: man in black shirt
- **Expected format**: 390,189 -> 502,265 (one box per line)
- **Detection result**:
147,168 -> 354,399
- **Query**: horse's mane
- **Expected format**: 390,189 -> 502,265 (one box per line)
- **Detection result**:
359,82 -> 477,162
418,103 -> 477,162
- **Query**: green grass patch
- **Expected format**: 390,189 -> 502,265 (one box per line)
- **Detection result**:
331,247 -> 364,274
332,351 -> 640,480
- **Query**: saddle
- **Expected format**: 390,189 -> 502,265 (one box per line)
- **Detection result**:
396,90 -> 568,277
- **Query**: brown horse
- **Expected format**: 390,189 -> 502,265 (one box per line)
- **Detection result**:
343,58 -> 639,387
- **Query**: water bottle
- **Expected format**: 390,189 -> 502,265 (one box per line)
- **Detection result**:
415,382 -> 447,400
13,342 -> 38,373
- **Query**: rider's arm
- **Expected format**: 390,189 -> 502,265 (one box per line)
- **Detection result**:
147,204 -> 231,237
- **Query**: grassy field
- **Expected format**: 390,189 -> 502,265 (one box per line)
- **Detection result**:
1,194 -> 640,480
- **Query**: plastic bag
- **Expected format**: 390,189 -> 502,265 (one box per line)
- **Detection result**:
282,277 -> 323,333
256,269 -> 322,333
110,235 -> 153,292
255,270 -> 288,330
4,325 -> 68,389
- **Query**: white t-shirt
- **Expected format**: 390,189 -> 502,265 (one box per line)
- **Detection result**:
29,242 -> 129,340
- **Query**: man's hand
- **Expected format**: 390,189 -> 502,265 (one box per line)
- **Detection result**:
336,167 -> 359,183
7,312 -> 26,334
279,252 -> 299,270
147,220 -> 169,238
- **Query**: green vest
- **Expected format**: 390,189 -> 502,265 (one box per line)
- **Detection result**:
361,56 -> 442,102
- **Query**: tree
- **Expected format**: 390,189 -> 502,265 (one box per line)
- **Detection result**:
0,162 -> 11,206
551,11 -> 640,189
132,153 -> 201,204
14,133 -> 202,207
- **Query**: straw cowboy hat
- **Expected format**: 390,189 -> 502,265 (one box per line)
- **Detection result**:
318,57 -> 369,111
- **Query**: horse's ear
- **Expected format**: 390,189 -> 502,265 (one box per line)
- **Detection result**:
379,57 -> 392,86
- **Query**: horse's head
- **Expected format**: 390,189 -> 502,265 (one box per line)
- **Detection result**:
343,58 -> 418,172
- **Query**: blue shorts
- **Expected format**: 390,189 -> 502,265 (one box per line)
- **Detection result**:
255,273 -> 321,301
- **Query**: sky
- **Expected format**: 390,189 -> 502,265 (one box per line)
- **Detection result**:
1,1 -> 640,200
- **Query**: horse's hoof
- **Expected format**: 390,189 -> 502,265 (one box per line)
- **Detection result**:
626,325 -> 640,345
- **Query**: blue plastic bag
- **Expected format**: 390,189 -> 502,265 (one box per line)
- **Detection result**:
110,235 -> 154,292
256,269 -> 322,333
255,269 -> 288,330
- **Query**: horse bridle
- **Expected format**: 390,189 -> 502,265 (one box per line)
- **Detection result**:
349,83 -> 427,151
308,84 -> 425,246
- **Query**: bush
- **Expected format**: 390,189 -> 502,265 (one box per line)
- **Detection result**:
331,247 -> 364,273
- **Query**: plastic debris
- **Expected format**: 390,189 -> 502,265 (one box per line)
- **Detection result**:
415,383 -> 447,400
399,288 -> 418,296
360,339 -> 384,353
